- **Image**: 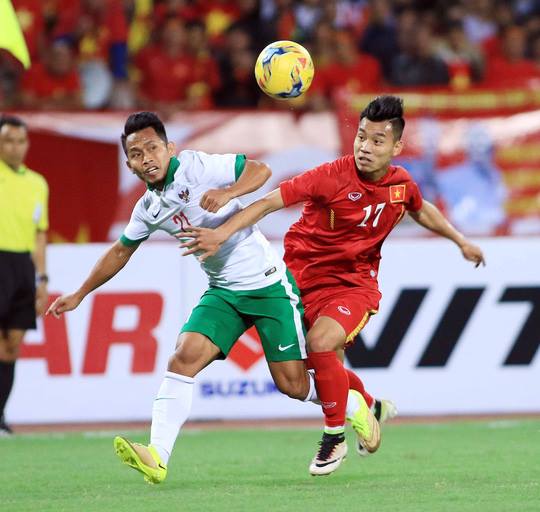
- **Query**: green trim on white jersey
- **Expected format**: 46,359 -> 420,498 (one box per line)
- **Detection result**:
234,154 -> 246,180
119,234 -> 149,247
146,156 -> 180,191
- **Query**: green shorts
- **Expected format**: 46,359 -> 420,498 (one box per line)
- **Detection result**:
181,269 -> 307,362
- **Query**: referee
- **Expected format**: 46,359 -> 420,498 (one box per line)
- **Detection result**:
0,115 -> 49,435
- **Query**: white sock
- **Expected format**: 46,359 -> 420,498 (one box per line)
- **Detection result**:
150,371 -> 194,465
345,390 -> 360,419
303,370 -> 321,404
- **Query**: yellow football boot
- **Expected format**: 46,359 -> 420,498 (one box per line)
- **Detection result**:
114,436 -> 167,484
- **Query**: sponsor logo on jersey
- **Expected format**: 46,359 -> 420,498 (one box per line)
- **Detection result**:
151,203 -> 161,218
348,192 -> 362,201
338,305 -> 351,315
178,188 -> 190,203
389,184 -> 406,203
264,266 -> 277,277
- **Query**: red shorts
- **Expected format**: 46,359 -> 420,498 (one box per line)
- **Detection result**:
302,285 -> 381,344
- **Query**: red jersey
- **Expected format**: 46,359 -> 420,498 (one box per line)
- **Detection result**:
279,155 -> 423,293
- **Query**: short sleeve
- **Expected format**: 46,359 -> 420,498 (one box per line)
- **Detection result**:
37,178 -> 49,231
185,150 -> 246,188
406,181 -> 423,212
279,161 -> 338,207
120,199 -> 151,246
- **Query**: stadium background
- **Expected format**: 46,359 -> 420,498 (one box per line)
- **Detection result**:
1,0 -> 539,430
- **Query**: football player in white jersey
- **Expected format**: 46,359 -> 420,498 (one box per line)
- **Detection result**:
47,112 -> 378,482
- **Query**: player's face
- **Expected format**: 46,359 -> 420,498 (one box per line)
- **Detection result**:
353,118 -> 403,175
0,124 -> 29,170
125,127 -> 176,187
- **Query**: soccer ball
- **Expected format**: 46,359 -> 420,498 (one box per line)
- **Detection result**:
254,40 -> 315,100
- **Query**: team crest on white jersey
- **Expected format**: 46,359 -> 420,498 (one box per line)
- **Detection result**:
348,192 -> 362,201
179,188 -> 190,203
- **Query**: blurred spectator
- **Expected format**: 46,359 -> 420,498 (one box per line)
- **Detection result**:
359,0 -> 399,80
154,0 -> 201,25
294,0 -> 324,41
186,20 -> 221,108
0,53 -> 23,109
390,24 -> 450,87
334,0 -> 370,36
310,21 -> 337,66
310,29 -> 382,108
20,40 -> 82,110
463,0 -> 497,44
199,0 -> 241,43
125,0 -> 154,56
12,0 -> 47,59
263,0 -> 299,42
215,25 -> 259,106
434,20 -> 484,89
230,0 -> 272,48
135,16 -> 219,112
483,24 -> 538,87
54,0 -> 130,108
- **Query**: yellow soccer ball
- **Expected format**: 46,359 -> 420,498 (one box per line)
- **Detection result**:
254,40 -> 315,100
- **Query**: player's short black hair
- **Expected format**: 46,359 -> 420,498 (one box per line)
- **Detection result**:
360,95 -> 405,140
121,112 -> 168,155
0,115 -> 27,131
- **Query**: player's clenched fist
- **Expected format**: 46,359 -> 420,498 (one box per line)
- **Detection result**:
459,241 -> 486,267
199,189 -> 232,213
46,293 -> 82,318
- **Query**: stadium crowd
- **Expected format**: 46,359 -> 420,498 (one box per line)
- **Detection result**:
2,0 -> 540,112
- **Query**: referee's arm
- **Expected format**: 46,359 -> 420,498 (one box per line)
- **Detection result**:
33,230 -> 48,315
46,241 -> 138,318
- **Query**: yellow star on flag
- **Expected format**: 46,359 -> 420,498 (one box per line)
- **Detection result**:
389,184 -> 406,203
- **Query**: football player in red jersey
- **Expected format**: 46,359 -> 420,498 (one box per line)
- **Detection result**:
180,95 -> 485,474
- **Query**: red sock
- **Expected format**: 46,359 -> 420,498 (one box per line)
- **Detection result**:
345,369 -> 374,408
308,351 -> 349,429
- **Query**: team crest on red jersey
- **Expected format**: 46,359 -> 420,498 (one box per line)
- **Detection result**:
389,184 -> 406,203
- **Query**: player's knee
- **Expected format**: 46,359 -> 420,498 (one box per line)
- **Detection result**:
306,331 -> 334,352
168,344 -> 201,375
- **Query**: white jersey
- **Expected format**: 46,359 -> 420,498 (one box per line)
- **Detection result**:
120,150 -> 285,290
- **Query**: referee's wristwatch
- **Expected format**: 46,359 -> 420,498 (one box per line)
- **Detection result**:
36,273 -> 49,285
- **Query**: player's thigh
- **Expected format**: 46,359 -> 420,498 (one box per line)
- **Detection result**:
169,331 -> 222,377
267,359 -> 310,400
306,315 -> 348,352
0,329 -> 25,361
180,288 -> 251,359
248,271 -> 307,363
316,290 -> 379,348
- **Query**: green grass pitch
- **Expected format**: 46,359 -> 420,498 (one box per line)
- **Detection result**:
1,419 -> 539,512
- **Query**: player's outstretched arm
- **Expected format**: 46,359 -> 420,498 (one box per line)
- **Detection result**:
180,188 -> 285,260
409,199 -> 486,267
46,241 -> 138,318
200,159 -> 271,213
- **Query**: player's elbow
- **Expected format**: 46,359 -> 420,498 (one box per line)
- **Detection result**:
112,241 -> 136,263
256,160 -> 272,183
